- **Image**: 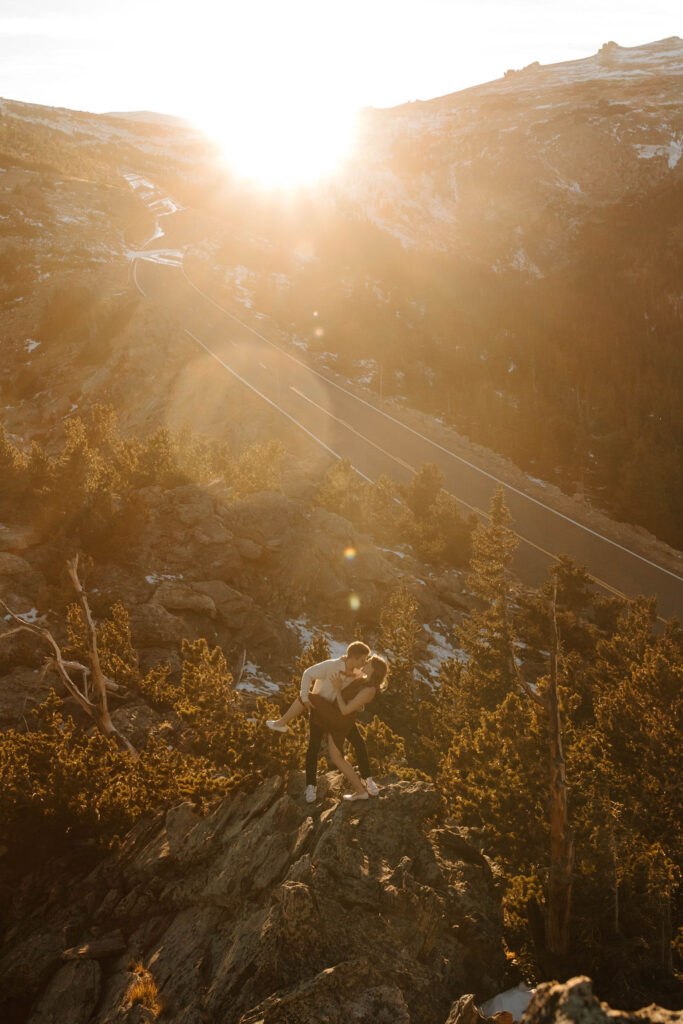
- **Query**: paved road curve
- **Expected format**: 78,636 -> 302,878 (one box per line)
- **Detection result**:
129,185 -> 683,620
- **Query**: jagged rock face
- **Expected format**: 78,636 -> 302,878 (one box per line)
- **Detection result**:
0,776 -> 507,1024
523,977 -> 683,1024
0,476 -> 463,709
341,37 -> 683,265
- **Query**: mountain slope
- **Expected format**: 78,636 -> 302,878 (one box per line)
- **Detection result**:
343,37 -> 683,260
1,39 -> 682,547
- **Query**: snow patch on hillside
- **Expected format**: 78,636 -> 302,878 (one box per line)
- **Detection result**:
287,617 -> 349,660
422,623 -> 467,677
238,662 -> 278,693
634,135 -> 682,168
634,135 -> 683,166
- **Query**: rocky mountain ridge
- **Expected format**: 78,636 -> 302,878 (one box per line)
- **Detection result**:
342,37 -> 683,261
2,775 -> 680,1024
0,774 -> 507,1024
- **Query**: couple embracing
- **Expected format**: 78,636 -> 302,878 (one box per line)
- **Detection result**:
267,641 -> 389,803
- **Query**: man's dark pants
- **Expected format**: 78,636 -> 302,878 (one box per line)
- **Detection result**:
305,719 -> 371,786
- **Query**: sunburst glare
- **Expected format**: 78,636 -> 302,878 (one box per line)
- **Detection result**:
200,94 -> 358,189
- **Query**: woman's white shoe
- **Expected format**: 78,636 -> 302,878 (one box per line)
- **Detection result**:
342,791 -> 370,802
266,720 -> 289,733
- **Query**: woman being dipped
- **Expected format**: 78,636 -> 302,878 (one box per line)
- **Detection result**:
308,654 -> 389,801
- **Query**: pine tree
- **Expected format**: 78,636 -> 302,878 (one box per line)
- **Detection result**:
379,579 -> 420,698
454,486 -> 519,723
467,484 -> 518,607
315,457 -> 366,524
402,462 -> 444,517
378,579 -> 438,771
359,715 -> 407,775
569,600 -> 683,984
0,425 -> 27,498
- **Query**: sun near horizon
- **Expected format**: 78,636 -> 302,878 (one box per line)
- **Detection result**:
3,2 -> 681,189
196,94 -> 360,189
184,2 -> 371,190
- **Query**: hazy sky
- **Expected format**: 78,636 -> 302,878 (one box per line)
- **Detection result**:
1,0 -> 680,120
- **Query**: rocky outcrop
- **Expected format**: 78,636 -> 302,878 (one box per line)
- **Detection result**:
523,977 -> 682,1024
26,959 -> 102,1024
136,484 -> 446,630
0,523 -> 42,553
446,993 -> 513,1024
0,667 -> 54,730
0,548 -> 46,621
0,775 -> 508,1024
0,478 -> 466,708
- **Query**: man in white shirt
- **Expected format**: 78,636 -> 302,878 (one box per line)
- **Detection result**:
267,641 -> 380,802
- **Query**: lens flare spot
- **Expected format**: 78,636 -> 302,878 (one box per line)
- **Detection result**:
349,593 -> 361,611
314,327 -> 325,338
344,546 -> 357,561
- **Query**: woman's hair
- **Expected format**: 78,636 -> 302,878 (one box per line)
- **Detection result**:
366,654 -> 389,692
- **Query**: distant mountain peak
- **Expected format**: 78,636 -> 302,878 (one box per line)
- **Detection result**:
104,110 -> 193,128
498,34 -> 683,91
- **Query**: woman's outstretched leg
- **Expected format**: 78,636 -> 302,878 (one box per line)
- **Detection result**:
327,736 -> 367,797
266,696 -> 306,732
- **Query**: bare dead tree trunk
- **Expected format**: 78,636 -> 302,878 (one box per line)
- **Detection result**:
66,555 -> 124,746
234,647 -> 247,688
546,584 -> 574,959
1,556 -> 137,756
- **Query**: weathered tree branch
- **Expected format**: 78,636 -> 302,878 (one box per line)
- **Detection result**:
1,560 -> 137,757
1,601 -> 96,714
234,647 -> 247,688
66,555 -> 137,756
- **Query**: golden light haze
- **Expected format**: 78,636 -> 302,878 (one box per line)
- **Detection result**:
199,91 -> 358,188
1,0 -> 681,186
191,3 -> 366,186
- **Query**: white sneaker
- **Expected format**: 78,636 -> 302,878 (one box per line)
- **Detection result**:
266,720 -> 289,733
364,777 -> 379,796
305,785 -> 317,803
342,791 -> 369,802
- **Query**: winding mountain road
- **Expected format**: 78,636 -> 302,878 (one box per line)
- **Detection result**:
127,176 -> 683,620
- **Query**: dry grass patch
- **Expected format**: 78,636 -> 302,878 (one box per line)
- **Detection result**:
128,962 -> 163,1017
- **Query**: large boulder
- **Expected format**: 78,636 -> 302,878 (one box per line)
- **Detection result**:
110,703 -> 164,750
193,515 -> 233,546
0,667 -> 54,731
0,552 -> 32,575
220,491 -> 295,545
169,485 -> 215,526
523,978 -> 682,1024
0,523 -> 41,552
152,580 -> 217,618
128,603 -> 188,646
447,992 -> 514,1024
0,552 -> 45,608
26,960 -> 101,1024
